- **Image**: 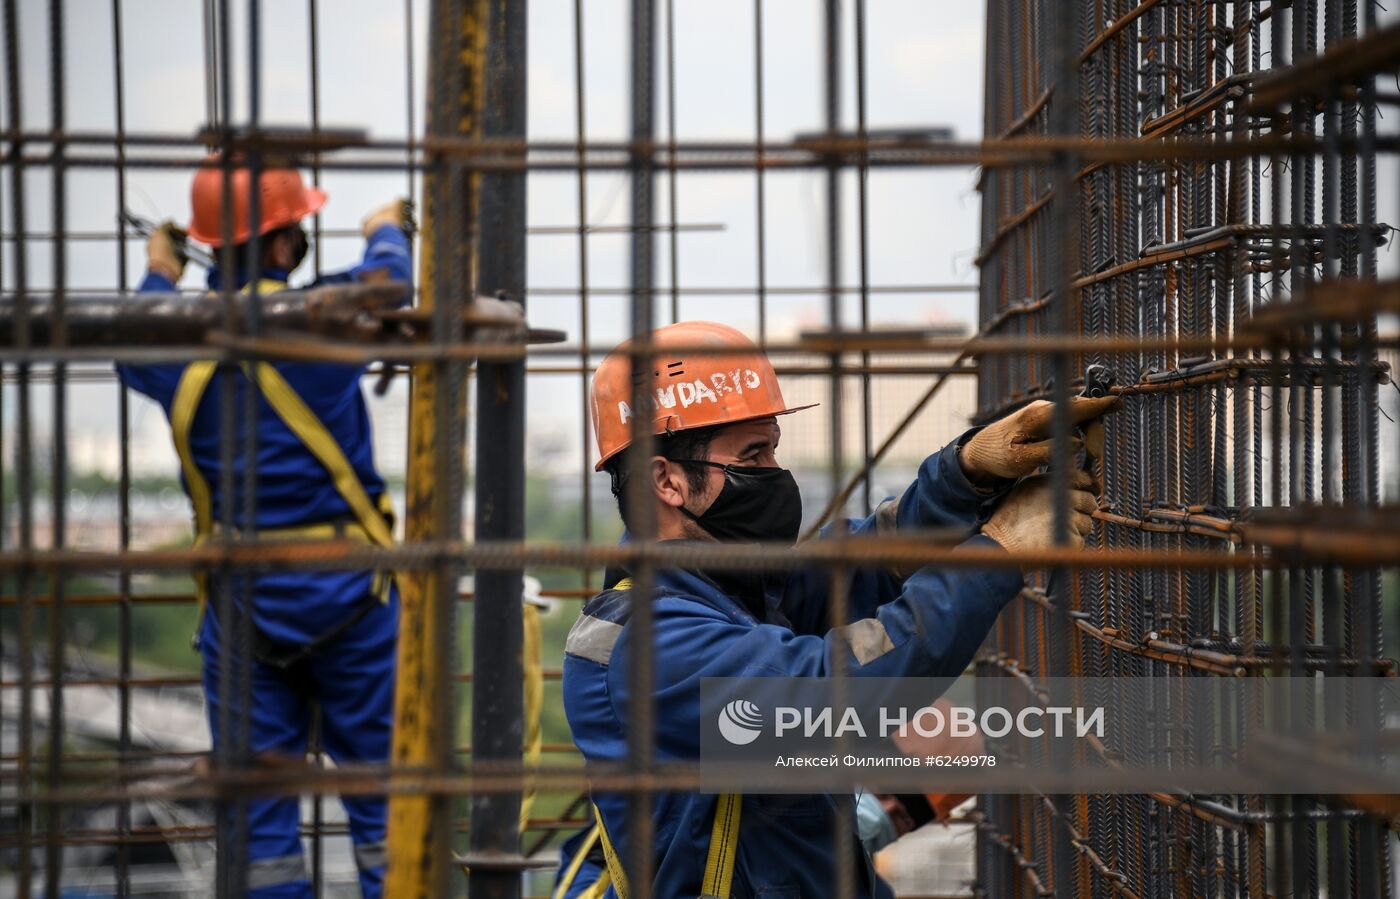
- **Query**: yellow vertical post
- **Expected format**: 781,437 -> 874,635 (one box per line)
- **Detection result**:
384,207 -> 447,895
386,0 -> 487,895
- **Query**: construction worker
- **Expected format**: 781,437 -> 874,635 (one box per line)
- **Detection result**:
556,320 -> 1115,899
116,157 -> 411,898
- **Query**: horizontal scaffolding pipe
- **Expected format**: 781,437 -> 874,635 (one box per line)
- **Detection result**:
0,285 -> 546,348
0,284 -> 407,345
2,318 -> 1394,362
6,133 -> 1400,174
0,530 -> 1397,575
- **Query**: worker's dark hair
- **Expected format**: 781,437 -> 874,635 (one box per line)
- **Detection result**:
228,224 -> 309,275
603,425 -> 720,529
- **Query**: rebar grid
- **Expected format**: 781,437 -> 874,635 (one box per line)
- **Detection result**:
978,2 -> 1400,898
0,1 -> 1396,898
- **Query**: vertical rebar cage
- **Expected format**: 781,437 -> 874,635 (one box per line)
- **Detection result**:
1,0 -> 1398,897
978,1 -> 1400,897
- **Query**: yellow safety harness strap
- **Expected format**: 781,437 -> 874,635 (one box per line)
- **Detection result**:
171,279 -> 397,640
578,873 -> 613,899
700,792 -> 742,899
171,361 -> 219,638
171,362 -> 218,538
577,577 -> 741,896
591,803 -> 632,899
171,279 -> 294,553
552,823 -> 607,899
242,360 -> 394,548
588,792 -> 741,899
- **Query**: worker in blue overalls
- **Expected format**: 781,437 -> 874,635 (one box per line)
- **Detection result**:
554,320 -> 1116,898
117,156 -> 412,898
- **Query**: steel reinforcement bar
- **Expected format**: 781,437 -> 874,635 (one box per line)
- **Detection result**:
977,2 -> 1399,898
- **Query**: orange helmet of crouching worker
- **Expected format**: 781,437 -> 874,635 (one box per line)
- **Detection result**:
590,320 -> 817,470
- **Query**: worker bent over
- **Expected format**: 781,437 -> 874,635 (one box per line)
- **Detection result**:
117,158 -> 412,898
555,321 -> 1114,899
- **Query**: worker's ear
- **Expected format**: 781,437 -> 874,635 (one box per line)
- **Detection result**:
650,456 -> 689,510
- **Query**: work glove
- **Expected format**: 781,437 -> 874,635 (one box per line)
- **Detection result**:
146,220 -> 187,284
980,470 -> 1098,558
362,198 -> 413,239
959,395 -> 1120,484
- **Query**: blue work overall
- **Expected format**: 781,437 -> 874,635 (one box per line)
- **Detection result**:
116,224 -> 412,897
557,437 -> 1023,899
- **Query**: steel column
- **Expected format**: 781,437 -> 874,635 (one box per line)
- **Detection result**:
469,0 -> 529,895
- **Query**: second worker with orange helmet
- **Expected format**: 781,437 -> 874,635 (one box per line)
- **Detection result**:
118,156 -> 412,899
554,320 -> 1117,899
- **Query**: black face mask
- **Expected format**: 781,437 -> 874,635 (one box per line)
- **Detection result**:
678,461 -> 803,545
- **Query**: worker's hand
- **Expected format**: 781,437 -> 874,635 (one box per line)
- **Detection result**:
980,470 -> 1098,558
362,199 -> 411,239
959,395 -> 1120,484
146,220 -> 187,284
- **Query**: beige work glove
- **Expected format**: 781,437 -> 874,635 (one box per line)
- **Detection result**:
980,470 -> 1098,558
361,199 -> 411,239
146,220 -> 186,284
959,395 -> 1120,484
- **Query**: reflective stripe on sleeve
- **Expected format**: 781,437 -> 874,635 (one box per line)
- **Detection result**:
837,617 -> 896,665
565,615 -> 624,667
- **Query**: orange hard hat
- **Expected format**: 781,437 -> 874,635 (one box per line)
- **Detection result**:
186,156 -> 327,247
590,320 -> 815,471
